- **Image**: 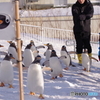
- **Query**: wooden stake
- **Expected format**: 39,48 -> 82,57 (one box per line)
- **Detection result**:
15,0 -> 24,100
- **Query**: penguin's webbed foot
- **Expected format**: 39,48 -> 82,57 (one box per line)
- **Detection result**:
64,67 -> 69,70
59,74 -> 63,78
83,68 -> 86,71
9,84 -> 14,88
39,94 -> 44,99
30,91 -> 35,95
0,82 -> 5,87
50,77 -> 55,80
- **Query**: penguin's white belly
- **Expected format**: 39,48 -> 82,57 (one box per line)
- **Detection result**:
23,49 -> 35,67
82,53 -> 90,71
49,57 -> 62,77
60,51 -> 70,67
27,64 -> 44,94
31,45 -> 38,57
0,61 -> 13,84
45,50 -> 51,61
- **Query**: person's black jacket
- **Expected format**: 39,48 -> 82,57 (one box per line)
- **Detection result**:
72,0 -> 94,38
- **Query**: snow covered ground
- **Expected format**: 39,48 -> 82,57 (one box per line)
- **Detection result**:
0,35 -> 100,100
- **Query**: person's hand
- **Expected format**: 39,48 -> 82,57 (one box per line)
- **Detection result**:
79,14 -> 86,20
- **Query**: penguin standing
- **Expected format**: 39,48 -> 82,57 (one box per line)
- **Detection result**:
7,41 -> 18,64
49,50 -> 63,80
60,45 -> 72,70
0,53 -> 14,88
82,49 -> 91,72
22,44 -> 35,67
43,43 -> 53,67
27,55 -> 44,99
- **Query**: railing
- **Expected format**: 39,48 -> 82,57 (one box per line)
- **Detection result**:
20,24 -> 99,55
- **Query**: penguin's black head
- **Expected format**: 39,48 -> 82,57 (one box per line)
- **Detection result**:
50,50 -> 57,57
25,44 -> 32,49
0,14 -> 10,29
3,53 -> 15,61
30,40 -> 35,45
61,45 -> 66,51
32,55 -> 41,64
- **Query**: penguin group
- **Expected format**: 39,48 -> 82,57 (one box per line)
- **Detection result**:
0,40 -> 98,99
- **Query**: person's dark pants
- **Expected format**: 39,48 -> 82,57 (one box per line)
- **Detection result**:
74,33 -> 92,54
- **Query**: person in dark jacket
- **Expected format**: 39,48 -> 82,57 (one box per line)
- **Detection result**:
72,0 -> 94,65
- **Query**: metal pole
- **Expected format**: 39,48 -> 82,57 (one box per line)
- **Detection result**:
15,0 -> 24,100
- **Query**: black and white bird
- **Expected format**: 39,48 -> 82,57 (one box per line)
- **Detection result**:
27,55 -> 44,99
0,53 -> 14,88
49,50 -> 63,80
7,41 -> 18,64
22,44 -> 35,67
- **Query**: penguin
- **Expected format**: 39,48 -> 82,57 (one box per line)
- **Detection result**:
60,45 -> 75,70
7,41 -> 18,64
0,53 -> 14,88
29,40 -> 45,57
27,55 -> 44,99
22,44 -> 35,67
82,49 -> 98,72
82,49 -> 91,72
42,43 -> 53,67
49,50 -> 63,80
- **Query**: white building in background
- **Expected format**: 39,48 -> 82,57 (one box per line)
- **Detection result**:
20,0 -> 100,9
0,0 -> 99,9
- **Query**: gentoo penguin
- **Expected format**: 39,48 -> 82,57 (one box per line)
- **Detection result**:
27,55 -> 44,99
29,40 -> 45,57
22,44 -> 35,67
0,53 -> 14,88
49,50 -> 63,80
82,49 -> 91,72
82,49 -> 98,72
42,43 -> 53,67
7,41 -> 18,64
60,45 -> 75,70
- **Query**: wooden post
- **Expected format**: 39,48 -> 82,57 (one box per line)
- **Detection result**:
15,0 -> 24,100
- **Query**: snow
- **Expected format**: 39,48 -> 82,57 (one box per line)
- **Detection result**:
0,35 -> 100,100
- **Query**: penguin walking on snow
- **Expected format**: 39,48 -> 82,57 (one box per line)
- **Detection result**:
49,50 -> 63,80
29,40 -> 45,57
0,53 -> 14,88
27,55 -> 44,99
60,45 -> 75,70
42,43 -> 53,67
7,41 -> 18,64
22,44 -> 35,67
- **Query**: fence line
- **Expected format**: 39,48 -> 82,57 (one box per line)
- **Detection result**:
20,24 -> 99,55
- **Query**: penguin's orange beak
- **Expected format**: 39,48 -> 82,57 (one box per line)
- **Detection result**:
0,20 -> 3,24
11,56 -> 15,59
7,41 -> 12,44
0,45 -> 4,47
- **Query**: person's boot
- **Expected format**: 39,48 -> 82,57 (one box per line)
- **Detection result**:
88,53 -> 92,65
88,53 -> 92,57
77,54 -> 82,66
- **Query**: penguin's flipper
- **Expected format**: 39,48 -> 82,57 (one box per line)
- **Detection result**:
90,56 -> 98,62
36,45 -> 45,49
42,66 -> 51,71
